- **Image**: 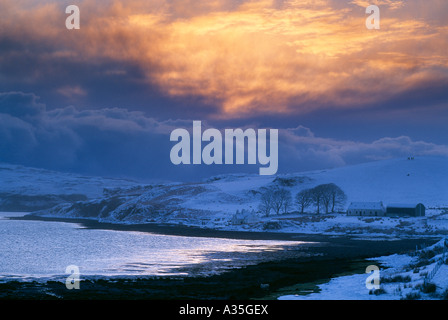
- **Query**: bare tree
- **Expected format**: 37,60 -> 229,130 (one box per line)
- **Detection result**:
328,183 -> 347,213
320,184 -> 334,213
259,187 -> 292,216
271,188 -> 284,215
296,188 -> 313,213
259,188 -> 273,217
278,188 -> 292,214
310,185 -> 324,214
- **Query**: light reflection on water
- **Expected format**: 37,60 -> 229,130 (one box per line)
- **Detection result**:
0,212 -> 309,280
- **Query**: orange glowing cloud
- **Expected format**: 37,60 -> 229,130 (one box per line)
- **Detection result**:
1,0 -> 447,117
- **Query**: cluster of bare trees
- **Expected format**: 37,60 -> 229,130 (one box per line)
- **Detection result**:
259,183 -> 346,216
258,187 -> 292,217
296,183 -> 347,214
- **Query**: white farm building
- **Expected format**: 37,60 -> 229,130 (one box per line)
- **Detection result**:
346,202 -> 386,217
231,209 -> 259,225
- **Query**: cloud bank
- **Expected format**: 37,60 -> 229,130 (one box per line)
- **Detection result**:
1,91 -> 447,181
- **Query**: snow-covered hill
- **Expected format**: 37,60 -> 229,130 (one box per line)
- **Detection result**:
0,163 -> 140,211
304,156 -> 448,206
20,155 -> 448,237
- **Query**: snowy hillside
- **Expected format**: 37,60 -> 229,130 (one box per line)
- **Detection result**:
304,156 -> 448,206
24,155 -> 448,237
0,163 -> 140,211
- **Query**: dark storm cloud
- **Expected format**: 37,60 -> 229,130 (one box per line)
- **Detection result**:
1,92 -> 447,181
0,92 -> 172,179
0,92 -> 45,117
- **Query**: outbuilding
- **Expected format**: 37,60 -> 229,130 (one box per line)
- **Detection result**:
386,203 -> 425,217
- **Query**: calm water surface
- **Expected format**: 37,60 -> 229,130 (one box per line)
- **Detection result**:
0,212 -> 307,281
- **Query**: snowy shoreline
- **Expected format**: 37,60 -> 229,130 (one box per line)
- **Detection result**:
279,238 -> 448,300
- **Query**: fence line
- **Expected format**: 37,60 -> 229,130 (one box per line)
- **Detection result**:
425,246 -> 446,283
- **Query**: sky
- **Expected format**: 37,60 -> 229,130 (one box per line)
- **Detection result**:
0,0 -> 447,182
